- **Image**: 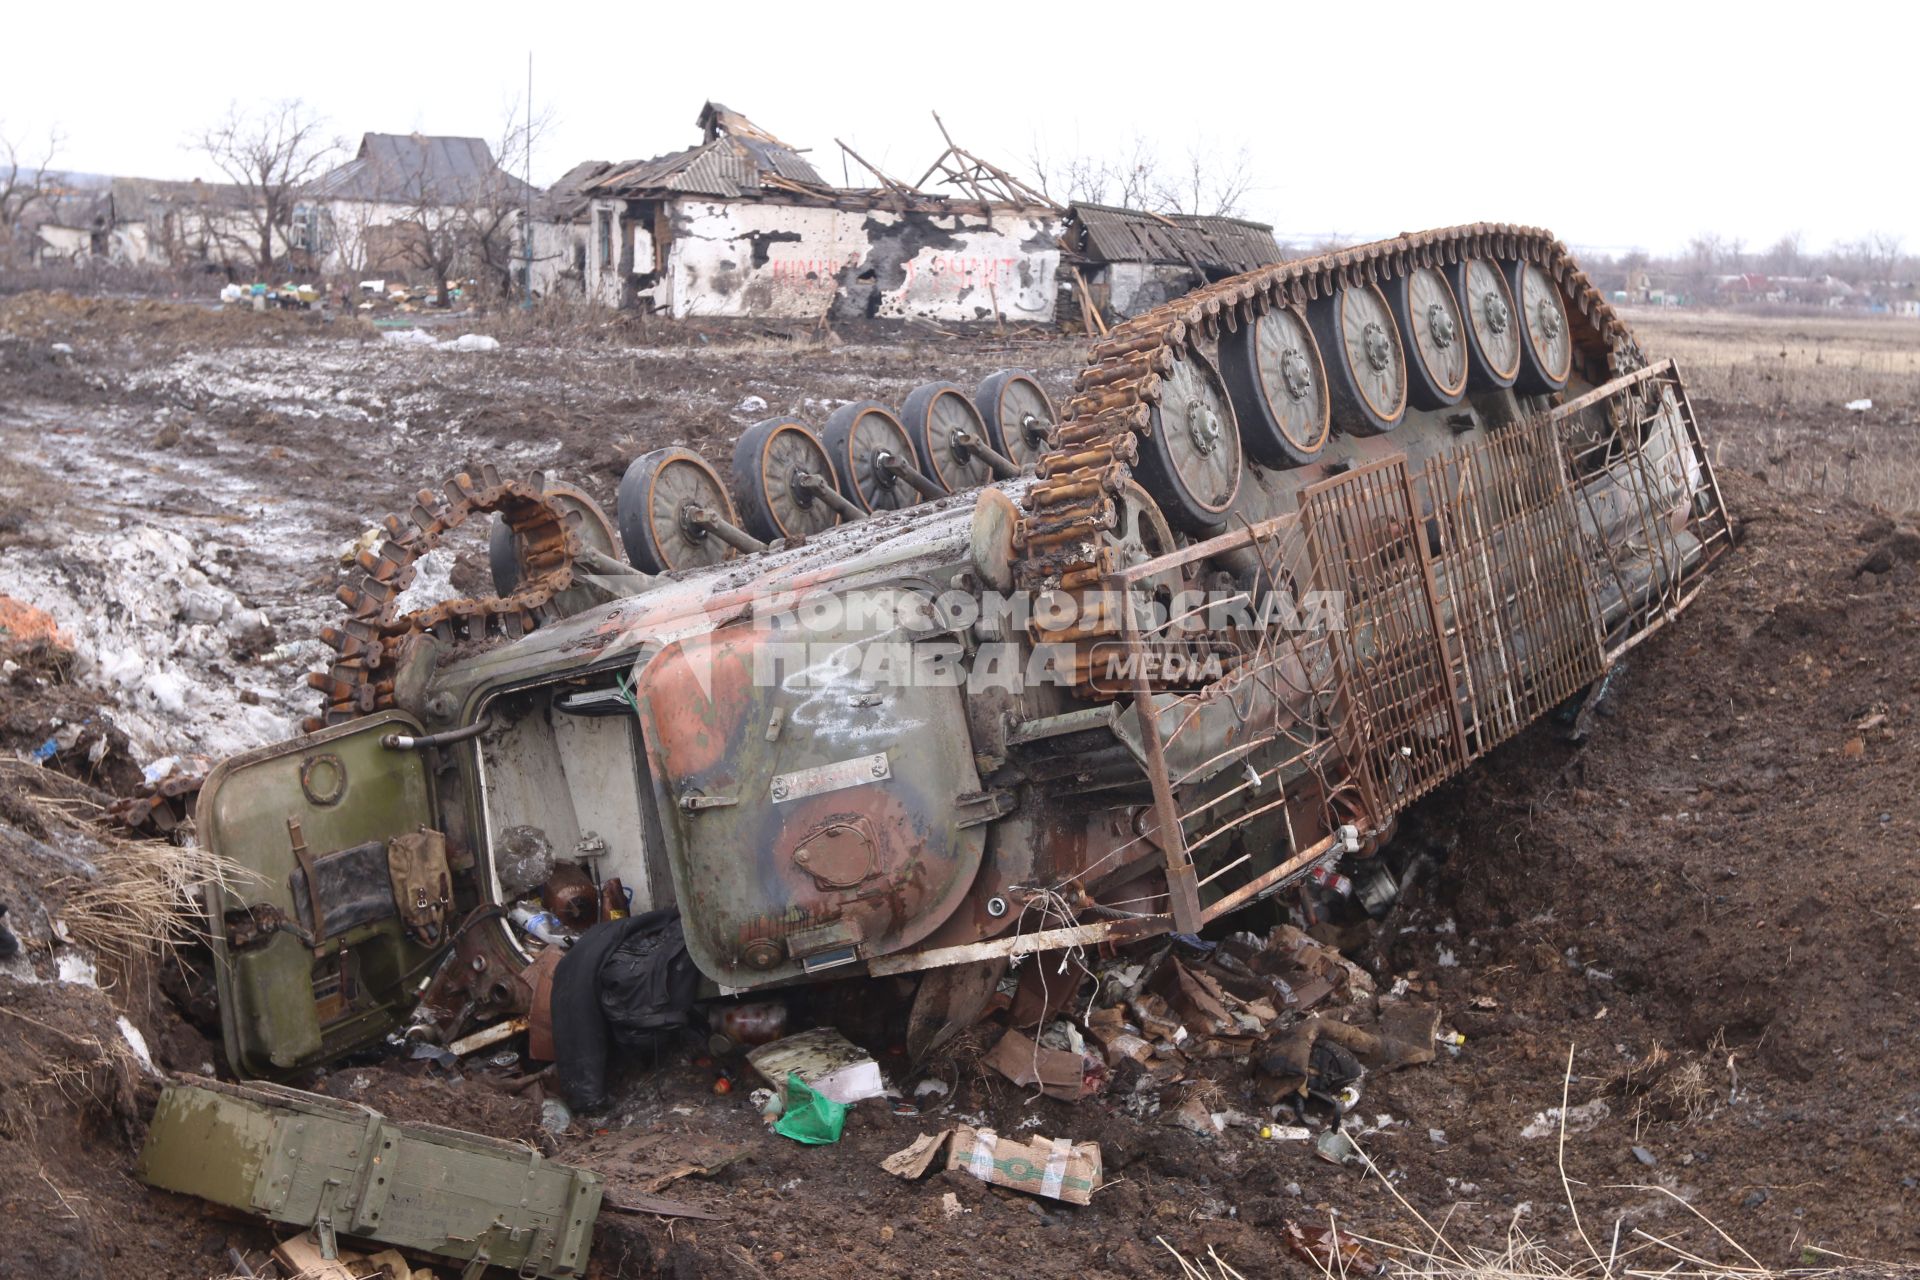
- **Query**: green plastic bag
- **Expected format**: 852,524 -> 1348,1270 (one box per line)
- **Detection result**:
772,1072 -> 847,1145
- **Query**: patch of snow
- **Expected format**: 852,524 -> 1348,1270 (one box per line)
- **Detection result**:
1520,1098 -> 1610,1140
57,951 -> 98,986
117,1017 -> 162,1077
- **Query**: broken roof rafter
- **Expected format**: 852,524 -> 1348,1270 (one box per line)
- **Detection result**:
913,111 -> 1059,211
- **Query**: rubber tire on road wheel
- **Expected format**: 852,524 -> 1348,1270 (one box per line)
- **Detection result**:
729,417 -> 842,543
1306,282 -> 1407,436
1216,303 -> 1330,467
617,447 -> 739,574
1139,347 -> 1242,534
902,381 -> 996,493
821,400 -> 920,513
1444,257 -> 1521,392
1382,267 -> 1468,410
1505,258 -> 1573,396
974,369 -> 1055,470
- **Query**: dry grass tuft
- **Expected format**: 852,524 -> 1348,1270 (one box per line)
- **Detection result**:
1603,1041 -> 1718,1135
0,760 -> 255,978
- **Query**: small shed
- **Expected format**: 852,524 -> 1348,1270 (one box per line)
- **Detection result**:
1062,203 -> 1285,322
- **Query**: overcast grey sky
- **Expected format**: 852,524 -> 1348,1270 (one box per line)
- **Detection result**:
7,0 -> 1914,258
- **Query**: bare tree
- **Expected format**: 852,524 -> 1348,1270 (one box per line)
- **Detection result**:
1866,232 -> 1904,285
1153,143 -> 1256,218
194,100 -> 340,274
1025,134 -> 1256,217
389,109 -> 542,307
464,101 -> 551,301
0,122 -> 62,257
1763,232 -> 1804,278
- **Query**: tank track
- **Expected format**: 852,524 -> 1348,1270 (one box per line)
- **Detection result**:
1010,222 -> 1643,685
304,466 -> 582,732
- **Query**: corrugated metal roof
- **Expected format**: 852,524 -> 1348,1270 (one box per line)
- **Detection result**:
308,133 -> 535,204
587,133 -> 824,199
1068,202 -> 1282,272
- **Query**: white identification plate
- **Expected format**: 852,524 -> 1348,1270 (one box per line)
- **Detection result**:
770,752 -> 890,803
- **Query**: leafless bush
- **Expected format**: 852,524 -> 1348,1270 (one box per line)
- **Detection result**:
0,259 -> 222,299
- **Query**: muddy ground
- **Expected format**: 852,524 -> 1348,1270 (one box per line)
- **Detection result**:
1,295 -> 1916,1279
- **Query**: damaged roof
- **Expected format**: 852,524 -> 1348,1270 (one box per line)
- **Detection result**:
1067,202 -> 1284,273
308,133 -> 535,204
586,102 -> 825,199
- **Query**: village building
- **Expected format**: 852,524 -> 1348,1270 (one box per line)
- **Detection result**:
557,103 -> 1061,324
295,133 -> 534,289
1059,203 -> 1286,325
106,178 -> 270,271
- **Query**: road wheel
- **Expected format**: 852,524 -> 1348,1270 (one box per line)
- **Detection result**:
617,447 -> 739,573
729,417 -> 842,543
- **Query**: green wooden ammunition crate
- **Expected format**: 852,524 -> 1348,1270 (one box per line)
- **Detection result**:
138,1079 -> 600,1278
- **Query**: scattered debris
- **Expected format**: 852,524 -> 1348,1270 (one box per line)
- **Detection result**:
772,1071 -> 848,1145
1282,1221 -> 1387,1276
1520,1098 -> 1612,1140
983,1026 -> 1104,1101
881,1132 -> 951,1180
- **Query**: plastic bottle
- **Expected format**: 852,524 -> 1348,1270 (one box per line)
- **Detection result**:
510,903 -> 571,947
600,877 -> 629,921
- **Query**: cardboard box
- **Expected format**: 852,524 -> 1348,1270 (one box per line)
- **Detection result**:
946,1125 -> 1102,1205
981,1027 -> 1104,1100
747,1027 -> 886,1103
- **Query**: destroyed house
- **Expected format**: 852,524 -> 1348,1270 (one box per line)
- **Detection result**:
1063,202 -> 1285,322
573,102 -> 1061,324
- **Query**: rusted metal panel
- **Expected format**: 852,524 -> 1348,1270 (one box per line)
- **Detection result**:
1419,414 -> 1607,755
1300,456 -> 1471,817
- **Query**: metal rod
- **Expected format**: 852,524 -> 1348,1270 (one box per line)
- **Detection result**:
866,913 -> 1169,975
950,428 -> 1021,478
1113,562 -> 1204,934
577,545 -> 644,579
1201,830 -> 1340,924
686,506 -> 769,554
875,451 -> 946,499
794,471 -> 864,520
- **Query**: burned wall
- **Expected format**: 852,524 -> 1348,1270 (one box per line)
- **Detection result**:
653,199 -> 1060,324
1101,261 -> 1205,320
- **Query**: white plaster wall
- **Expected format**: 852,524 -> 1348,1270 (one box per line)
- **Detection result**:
657,199 -> 1060,323
526,217 -> 586,298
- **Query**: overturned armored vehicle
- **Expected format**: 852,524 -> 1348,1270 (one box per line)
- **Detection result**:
200,225 -> 1731,1077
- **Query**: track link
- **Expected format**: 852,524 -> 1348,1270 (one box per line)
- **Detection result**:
304,465 -> 583,732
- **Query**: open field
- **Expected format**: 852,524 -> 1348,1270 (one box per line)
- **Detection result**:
1,298 -> 1917,1279
1629,308 -> 1920,513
